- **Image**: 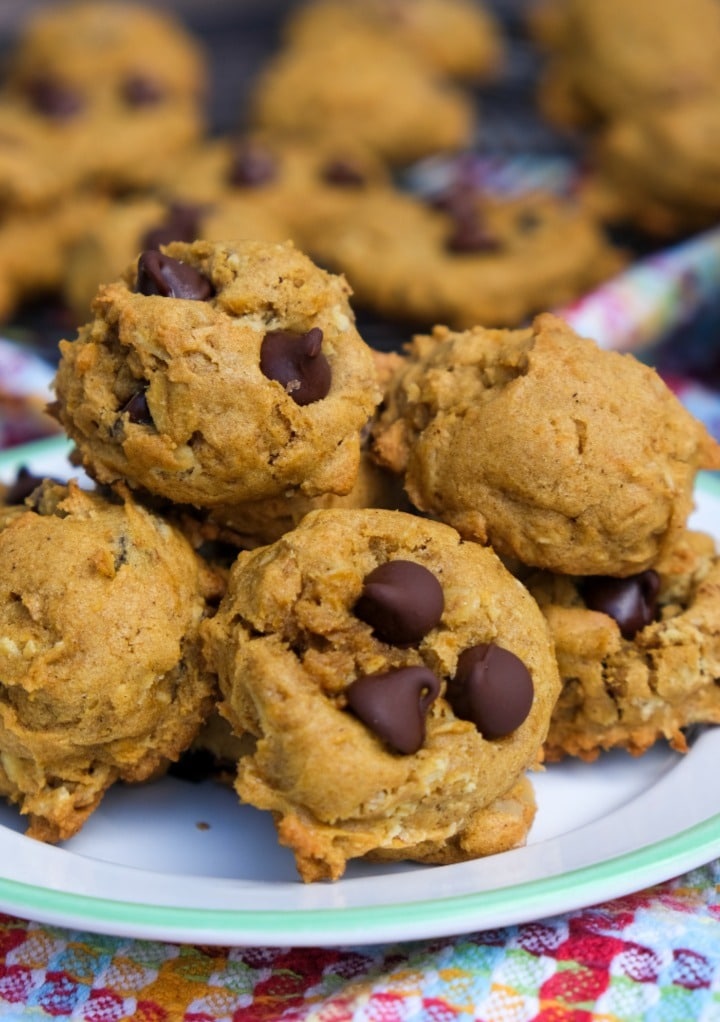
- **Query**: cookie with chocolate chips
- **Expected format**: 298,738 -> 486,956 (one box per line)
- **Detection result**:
53,238 -> 381,509
0,479 -> 220,843
201,507 -> 560,882
372,313 -> 720,576
305,186 -> 625,330
525,528 -> 720,761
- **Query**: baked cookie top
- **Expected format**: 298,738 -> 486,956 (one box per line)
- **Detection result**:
249,29 -> 475,165
53,238 -> 381,507
284,0 -> 505,82
305,186 -> 626,329
202,507 -> 560,881
372,313 -> 720,576
0,479 -> 218,843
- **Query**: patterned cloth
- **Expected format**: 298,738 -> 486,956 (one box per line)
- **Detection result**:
2,861 -> 720,1020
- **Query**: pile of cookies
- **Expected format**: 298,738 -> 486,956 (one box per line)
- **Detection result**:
0,233 -> 718,883
530,0 -> 720,237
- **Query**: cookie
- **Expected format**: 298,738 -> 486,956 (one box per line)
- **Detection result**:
371,313 -> 720,576
284,0 -> 505,82
0,479 -> 219,842
249,29 -> 475,165
53,238 -> 381,508
526,529 -> 720,761
531,0 -> 720,129
305,185 -> 625,330
159,132 -> 392,245
201,507 -> 561,881
62,193 -> 289,322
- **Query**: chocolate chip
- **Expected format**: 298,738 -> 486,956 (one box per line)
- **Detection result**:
259,328 -> 331,405
135,250 -> 214,300
3,467 -> 46,505
227,140 -> 277,187
122,74 -> 165,107
121,388 -> 153,425
346,665 -> 441,754
141,203 -> 204,250
580,571 -> 660,639
321,158 -> 366,187
446,643 -> 534,739
354,560 -> 444,646
446,207 -> 502,253
516,210 -> 542,233
27,75 -> 84,119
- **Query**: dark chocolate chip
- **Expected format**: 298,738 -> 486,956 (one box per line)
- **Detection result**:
227,140 -> 277,187
27,75 -> 84,119
135,250 -> 214,300
121,388 -> 153,425
346,665 -> 441,754
141,202 -> 204,250
122,74 -> 165,107
580,570 -> 660,639
259,327 -> 331,405
446,207 -> 502,253
516,210 -> 542,233
3,467 -> 46,505
321,158 -> 366,187
446,643 -> 534,739
354,559 -> 444,646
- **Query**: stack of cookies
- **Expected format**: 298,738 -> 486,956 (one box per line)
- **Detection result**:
0,233 -> 718,883
530,0 -> 720,237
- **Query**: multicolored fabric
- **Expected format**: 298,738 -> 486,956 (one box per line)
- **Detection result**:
1,861 -> 720,1020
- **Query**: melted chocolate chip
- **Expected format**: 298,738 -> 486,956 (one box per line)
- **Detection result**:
354,560 -> 444,646
446,643 -> 534,739
3,467 -> 46,505
27,75 -> 84,119
227,141 -> 277,187
141,203 -> 204,250
346,665 -> 441,754
321,158 -> 366,187
135,250 -> 214,300
122,74 -> 165,106
580,570 -> 660,639
259,327 -> 331,405
121,388 -> 153,425
516,210 -> 542,233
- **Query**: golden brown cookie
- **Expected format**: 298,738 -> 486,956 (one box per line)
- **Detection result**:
526,529 -> 720,761
201,507 -> 561,881
0,479 -> 219,842
53,238 -> 381,508
284,0 -> 505,82
249,29 -> 475,166
305,185 -> 625,330
372,313 -> 720,576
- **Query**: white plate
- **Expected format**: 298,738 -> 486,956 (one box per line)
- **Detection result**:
1,435 -> 720,947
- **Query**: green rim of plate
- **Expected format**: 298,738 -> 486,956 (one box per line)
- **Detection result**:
0,437 -> 719,943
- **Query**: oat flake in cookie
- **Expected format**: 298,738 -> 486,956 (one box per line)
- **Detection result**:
53,238 -> 381,508
0,480 -> 219,843
201,508 -> 560,882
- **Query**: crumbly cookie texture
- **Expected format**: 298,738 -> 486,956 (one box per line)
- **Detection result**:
53,238 -> 381,507
372,313 -> 720,577
249,29 -> 474,166
305,187 -> 625,330
526,529 -> 720,761
0,480 -> 219,842
201,507 -> 560,882
283,0 -> 505,82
